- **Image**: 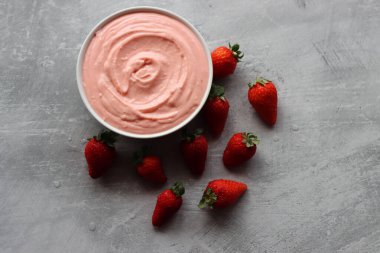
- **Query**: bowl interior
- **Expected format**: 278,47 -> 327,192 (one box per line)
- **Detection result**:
76,6 -> 213,139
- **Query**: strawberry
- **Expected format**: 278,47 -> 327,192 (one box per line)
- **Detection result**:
198,179 -> 247,209
180,128 -> 208,176
133,147 -> 167,184
203,84 -> 230,136
84,130 -> 118,179
248,77 -> 278,126
211,43 -> 243,78
152,182 -> 185,227
223,132 -> 259,167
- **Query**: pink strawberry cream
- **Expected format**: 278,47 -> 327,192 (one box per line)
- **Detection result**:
82,11 -> 210,135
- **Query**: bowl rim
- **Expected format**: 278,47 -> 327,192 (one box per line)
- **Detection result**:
76,6 -> 213,139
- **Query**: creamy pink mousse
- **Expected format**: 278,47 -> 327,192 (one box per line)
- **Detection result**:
82,11 -> 209,134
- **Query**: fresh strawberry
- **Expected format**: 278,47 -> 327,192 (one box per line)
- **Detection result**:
203,84 -> 230,136
84,130 -> 118,179
223,132 -> 259,167
133,147 -> 167,184
198,179 -> 247,209
248,77 -> 278,126
211,43 -> 243,78
180,128 -> 208,176
152,182 -> 185,227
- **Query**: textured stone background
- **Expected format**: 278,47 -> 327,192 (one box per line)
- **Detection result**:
1,0 -> 380,252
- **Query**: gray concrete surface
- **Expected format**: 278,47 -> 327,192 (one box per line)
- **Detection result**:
1,0 -> 380,252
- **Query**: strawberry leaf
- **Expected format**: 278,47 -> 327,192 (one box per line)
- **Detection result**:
228,43 -> 244,62
248,77 -> 271,88
231,44 -> 239,51
242,132 -> 260,148
181,128 -> 203,142
132,146 -> 148,166
208,84 -> 225,100
248,82 -> 255,88
170,182 -> 185,197
255,77 -> 271,86
198,188 -> 218,209
94,130 -> 118,147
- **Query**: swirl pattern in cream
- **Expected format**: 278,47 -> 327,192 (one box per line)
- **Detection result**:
82,11 -> 210,134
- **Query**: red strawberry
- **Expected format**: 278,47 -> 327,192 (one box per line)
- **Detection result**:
152,182 -> 185,227
84,130 -> 118,179
203,84 -> 230,136
223,132 -> 259,167
211,43 -> 243,78
198,179 -> 247,209
248,77 -> 278,126
180,128 -> 208,176
133,147 -> 167,184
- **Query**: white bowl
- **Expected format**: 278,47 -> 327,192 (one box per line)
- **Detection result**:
76,6 -> 213,139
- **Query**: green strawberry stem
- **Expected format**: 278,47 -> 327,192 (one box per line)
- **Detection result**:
248,77 -> 271,88
89,130 -> 118,147
132,146 -> 149,166
242,132 -> 260,148
228,43 -> 244,62
198,188 -> 217,209
170,182 -> 185,197
181,128 -> 203,142
208,84 -> 225,100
